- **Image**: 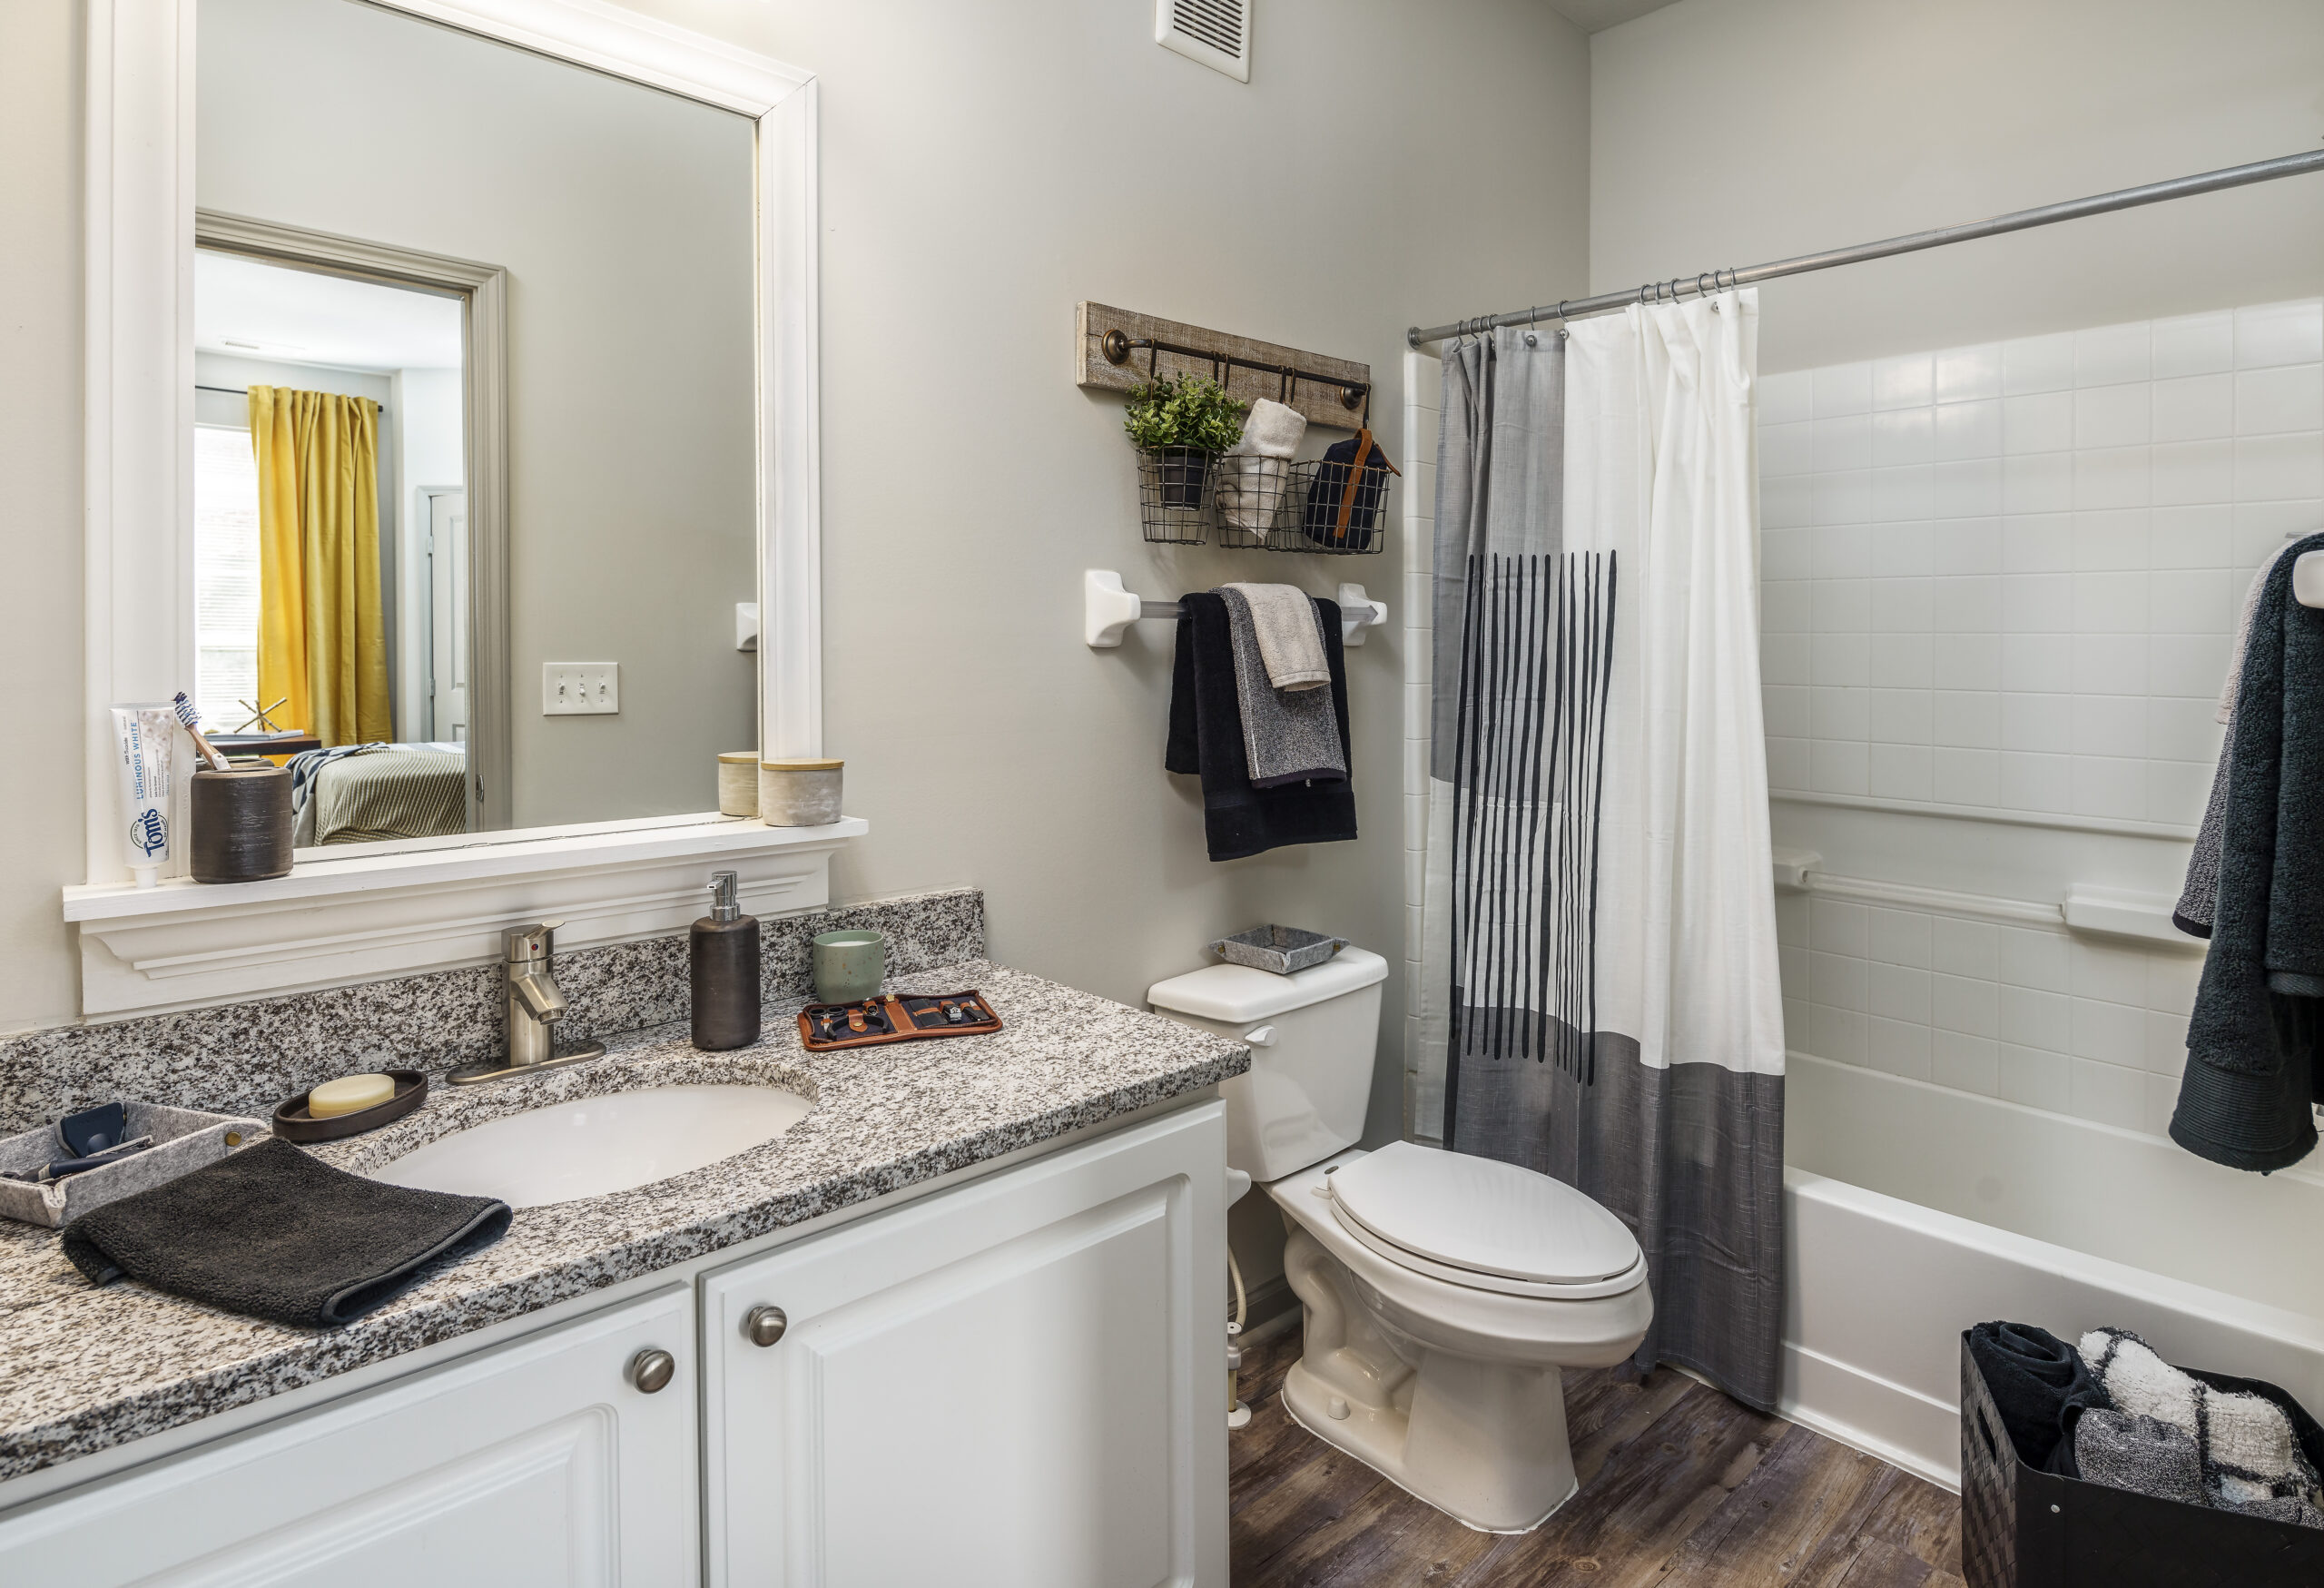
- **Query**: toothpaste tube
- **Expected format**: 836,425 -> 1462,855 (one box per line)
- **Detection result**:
110,704 -> 177,887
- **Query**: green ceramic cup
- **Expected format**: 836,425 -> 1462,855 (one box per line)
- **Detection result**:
812,929 -> 886,1003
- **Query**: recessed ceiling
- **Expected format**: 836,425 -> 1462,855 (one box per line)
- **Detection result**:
195,252 -> 464,373
1550,0 -> 1685,33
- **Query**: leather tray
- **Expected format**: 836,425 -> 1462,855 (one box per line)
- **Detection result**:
797,991 -> 1001,1052
271,1070 -> 429,1142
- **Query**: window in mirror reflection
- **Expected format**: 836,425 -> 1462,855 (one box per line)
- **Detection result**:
195,250 -> 472,845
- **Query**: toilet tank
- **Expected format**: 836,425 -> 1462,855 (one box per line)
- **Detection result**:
1147,946 -> 1388,1182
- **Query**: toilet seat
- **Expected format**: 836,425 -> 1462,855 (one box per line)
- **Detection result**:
1325,1141 -> 1646,1301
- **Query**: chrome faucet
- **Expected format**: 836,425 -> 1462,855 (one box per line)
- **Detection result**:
448,921 -> 607,1086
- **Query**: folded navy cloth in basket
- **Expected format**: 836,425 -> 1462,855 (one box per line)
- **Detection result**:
62,1137 -> 511,1328
1967,1319 -> 2112,1475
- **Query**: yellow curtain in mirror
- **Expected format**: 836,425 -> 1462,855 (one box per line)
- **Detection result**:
249,386 -> 390,747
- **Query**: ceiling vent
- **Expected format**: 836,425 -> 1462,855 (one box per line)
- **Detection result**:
1157,0 -> 1250,82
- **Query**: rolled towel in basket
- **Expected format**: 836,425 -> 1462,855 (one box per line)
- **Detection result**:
1216,399 -> 1306,534
1967,1319 -> 2112,1473
2082,1326 -> 2324,1511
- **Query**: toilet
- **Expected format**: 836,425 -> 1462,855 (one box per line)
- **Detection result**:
1148,945 -> 1652,1534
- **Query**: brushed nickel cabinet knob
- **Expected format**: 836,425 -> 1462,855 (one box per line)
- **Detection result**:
745,1305 -> 788,1347
628,1348 -> 676,1394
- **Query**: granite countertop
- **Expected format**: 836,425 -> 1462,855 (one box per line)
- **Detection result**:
0,961 -> 1246,1484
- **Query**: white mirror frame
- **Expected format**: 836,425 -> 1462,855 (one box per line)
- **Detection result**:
66,0 -> 861,1019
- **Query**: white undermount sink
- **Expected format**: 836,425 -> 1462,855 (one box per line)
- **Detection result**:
370,1085 -> 812,1208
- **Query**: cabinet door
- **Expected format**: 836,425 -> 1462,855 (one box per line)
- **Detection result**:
702,1101 -> 1226,1588
0,1285 -> 695,1587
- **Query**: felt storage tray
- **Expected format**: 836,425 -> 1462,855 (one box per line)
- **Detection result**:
1210,923 -> 1348,975
0,1101 -> 265,1228
1961,1331 -> 2324,1587
798,991 -> 1001,1052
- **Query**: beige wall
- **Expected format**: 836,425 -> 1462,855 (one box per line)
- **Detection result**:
0,0 -> 84,1034
1590,0 -> 2324,374
0,0 -> 1593,1270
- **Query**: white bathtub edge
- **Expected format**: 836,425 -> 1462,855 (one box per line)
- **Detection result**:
1778,1341 -> 1961,1493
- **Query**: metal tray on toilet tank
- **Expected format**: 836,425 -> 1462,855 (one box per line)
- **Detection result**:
1207,924 -> 1349,976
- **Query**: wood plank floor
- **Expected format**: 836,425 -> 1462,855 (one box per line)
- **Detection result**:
1230,1325 -> 1965,1587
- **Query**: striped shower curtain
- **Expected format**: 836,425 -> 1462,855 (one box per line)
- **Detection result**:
1416,297 -> 1787,1408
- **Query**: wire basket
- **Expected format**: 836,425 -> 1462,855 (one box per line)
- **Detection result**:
1212,455 -> 1305,551
1135,447 -> 1219,545
1279,455 -> 1391,555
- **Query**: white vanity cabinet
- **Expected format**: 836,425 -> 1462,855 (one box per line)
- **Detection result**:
0,1284 -> 698,1586
699,1102 -> 1228,1588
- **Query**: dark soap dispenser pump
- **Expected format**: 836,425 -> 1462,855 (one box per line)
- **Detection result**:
691,870 -> 761,1050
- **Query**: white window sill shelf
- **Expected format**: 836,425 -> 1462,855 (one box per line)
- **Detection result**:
63,814 -> 869,1019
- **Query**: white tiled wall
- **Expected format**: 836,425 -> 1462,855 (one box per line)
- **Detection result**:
1774,890 -> 2203,1137
1758,301 -> 2324,827
1765,299 -> 2322,1141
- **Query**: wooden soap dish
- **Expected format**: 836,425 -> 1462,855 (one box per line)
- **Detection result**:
271,1070 -> 429,1142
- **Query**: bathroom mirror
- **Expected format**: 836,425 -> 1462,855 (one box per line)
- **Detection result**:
190,0 -> 758,847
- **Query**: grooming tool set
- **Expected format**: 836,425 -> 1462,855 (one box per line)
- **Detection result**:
796,991 -> 1002,1051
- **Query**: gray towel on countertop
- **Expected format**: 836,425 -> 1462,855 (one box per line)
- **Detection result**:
2176,542 -> 2299,937
1217,586 -> 1346,788
2074,1409 -> 2208,1507
62,1137 -> 512,1328
1221,581 -> 1331,692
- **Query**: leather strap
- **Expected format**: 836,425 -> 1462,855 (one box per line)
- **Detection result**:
1333,429 -> 1376,546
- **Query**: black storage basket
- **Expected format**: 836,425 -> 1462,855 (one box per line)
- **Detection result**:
1961,1332 -> 2324,1587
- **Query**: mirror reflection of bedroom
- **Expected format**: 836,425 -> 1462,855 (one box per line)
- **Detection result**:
193,252 -> 474,847
191,0 -> 760,854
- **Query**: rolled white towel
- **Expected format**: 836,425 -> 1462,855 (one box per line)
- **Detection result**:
1236,398 -> 1305,459
1217,399 -> 1306,532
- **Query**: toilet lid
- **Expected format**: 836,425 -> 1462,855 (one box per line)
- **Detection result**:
1326,1141 -> 1641,1286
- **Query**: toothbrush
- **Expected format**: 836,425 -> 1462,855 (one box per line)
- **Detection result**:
172,694 -> 232,773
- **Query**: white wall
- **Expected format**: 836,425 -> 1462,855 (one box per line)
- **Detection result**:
1590,0 -> 2324,1249
1590,0 -> 2324,374
200,0 -> 760,829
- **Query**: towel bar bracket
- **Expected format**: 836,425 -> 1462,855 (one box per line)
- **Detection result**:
1083,569 -> 1385,650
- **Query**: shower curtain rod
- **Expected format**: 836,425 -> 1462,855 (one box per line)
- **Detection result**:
1408,146 -> 2324,348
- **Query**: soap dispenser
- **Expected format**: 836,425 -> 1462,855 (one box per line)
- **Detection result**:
691,870 -> 761,1050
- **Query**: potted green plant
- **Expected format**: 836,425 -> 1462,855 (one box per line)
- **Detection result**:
1123,375 -> 1248,510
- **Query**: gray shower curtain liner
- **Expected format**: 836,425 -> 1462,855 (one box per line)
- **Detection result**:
1427,315 -> 1787,1411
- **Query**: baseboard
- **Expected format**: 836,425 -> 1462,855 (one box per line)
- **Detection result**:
1778,1340 -> 1961,1493
1238,1275 -> 1301,1344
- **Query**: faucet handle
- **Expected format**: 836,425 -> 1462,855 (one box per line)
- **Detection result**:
505,921 -> 564,962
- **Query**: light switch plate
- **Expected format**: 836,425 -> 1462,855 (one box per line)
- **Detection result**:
543,663 -> 619,715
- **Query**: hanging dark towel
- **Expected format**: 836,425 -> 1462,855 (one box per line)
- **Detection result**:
61,1138 -> 512,1328
1167,592 -> 1357,862
1967,1320 -> 2112,1475
2173,530 -> 2324,1173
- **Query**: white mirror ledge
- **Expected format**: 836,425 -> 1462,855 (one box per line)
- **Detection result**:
61,814 -> 867,1019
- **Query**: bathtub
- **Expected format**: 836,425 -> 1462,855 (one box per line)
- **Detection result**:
1779,1052 -> 2324,1490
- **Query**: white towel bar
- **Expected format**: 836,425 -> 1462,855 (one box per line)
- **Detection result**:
2296,549 -> 2324,609
1083,570 -> 1388,649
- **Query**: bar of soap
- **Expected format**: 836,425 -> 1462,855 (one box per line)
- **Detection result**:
308,1073 -> 395,1119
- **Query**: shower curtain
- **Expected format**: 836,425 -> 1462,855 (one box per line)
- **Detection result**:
1418,296 -> 1787,1408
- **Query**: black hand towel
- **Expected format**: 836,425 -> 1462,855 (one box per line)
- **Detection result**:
1167,591 -> 1357,862
61,1137 -> 512,1328
1967,1320 -> 2112,1474
2173,530 -> 2324,1172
